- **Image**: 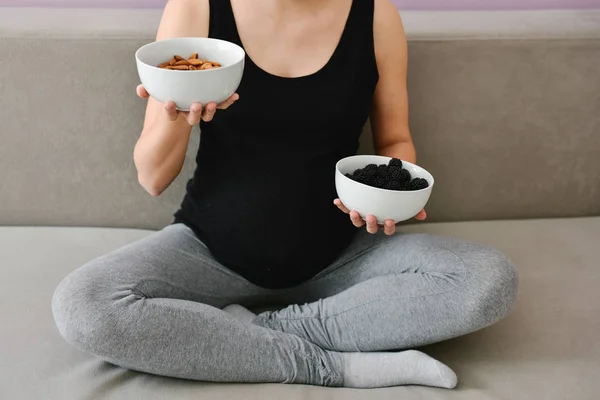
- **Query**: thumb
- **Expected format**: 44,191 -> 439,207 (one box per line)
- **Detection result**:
136,84 -> 149,99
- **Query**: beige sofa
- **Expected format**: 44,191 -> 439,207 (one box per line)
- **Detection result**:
1,7 -> 599,400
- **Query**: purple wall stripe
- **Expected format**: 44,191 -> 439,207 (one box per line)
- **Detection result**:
0,0 -> 599,9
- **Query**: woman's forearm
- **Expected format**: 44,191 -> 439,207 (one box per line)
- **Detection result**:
376,140 -> 417,165
134,101 -> 193,196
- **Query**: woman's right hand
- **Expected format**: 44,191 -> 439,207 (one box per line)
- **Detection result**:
136,84 -> 239,125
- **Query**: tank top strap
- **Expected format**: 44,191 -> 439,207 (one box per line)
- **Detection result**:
328,0 -> 377,74
341,0 -> 375,45
208,0 -> 243,46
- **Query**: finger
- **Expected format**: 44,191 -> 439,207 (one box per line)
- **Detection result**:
349,211 -> 365,228
415,209 -> 427,221
136,84 -> 149,99
201,103 -> 218,122
217,93 -> 240,110
333,199 -> 351,214
366,215 -> 379,234
187,103 -> 203,125
164,101 -> 178,121
383,220 -> 396,236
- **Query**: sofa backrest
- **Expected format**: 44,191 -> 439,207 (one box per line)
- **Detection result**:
1,8 -> 599,230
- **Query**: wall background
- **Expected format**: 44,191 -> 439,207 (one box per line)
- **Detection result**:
1,0 -> 599,9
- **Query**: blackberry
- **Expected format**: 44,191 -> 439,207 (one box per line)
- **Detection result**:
364,164 -> 378,172
349,169 -> 366,184
376,164 -> 389,176
384,180 -> 404,191
362,168 -> 377,179
372,176 -> 386,189
353,172 -> 368,184
389,158 -> 403,168
408,178 -> 429,191
362,176 -> 377,186
399,180 -> 411,191
390,168 -> 411,184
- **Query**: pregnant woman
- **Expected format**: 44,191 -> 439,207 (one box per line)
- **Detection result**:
52,0 -> 518,389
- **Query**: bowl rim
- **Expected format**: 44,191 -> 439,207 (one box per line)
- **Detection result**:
135,37 -> 246,74
335,155 -> 435,194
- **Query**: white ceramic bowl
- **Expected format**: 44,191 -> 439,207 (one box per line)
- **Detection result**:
135,37 -> 245,111
335,155 -> 434,224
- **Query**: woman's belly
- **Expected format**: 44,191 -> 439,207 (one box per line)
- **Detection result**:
174,162 -> 357,289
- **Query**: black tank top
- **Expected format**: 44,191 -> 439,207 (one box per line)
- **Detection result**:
174,0 -> 379,289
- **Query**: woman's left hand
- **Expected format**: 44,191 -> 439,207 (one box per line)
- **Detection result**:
334,199 -> 427,236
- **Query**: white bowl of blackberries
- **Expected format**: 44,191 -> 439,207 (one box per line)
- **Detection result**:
335,155 -> 434,224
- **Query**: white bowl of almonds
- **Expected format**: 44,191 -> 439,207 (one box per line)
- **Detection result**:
135,37 -> 245,111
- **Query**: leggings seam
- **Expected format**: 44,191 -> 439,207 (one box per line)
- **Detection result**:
296,351 -> 343,384
270,245 -> 468,322
130,284 -> 149,299
307,241 -> 383,282
130,277 -> 252,303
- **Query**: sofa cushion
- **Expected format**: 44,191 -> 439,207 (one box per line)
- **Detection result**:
1,217 -> 599,399
1,9 -> 599,230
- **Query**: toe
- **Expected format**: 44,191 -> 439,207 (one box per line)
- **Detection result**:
434,361 -> 458,389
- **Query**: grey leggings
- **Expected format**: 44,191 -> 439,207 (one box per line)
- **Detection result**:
52,223 -> 518,386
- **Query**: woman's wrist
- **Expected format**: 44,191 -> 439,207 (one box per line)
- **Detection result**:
376,141 -> 416,164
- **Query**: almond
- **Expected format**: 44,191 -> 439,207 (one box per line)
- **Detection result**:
158,53 -> 221,70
